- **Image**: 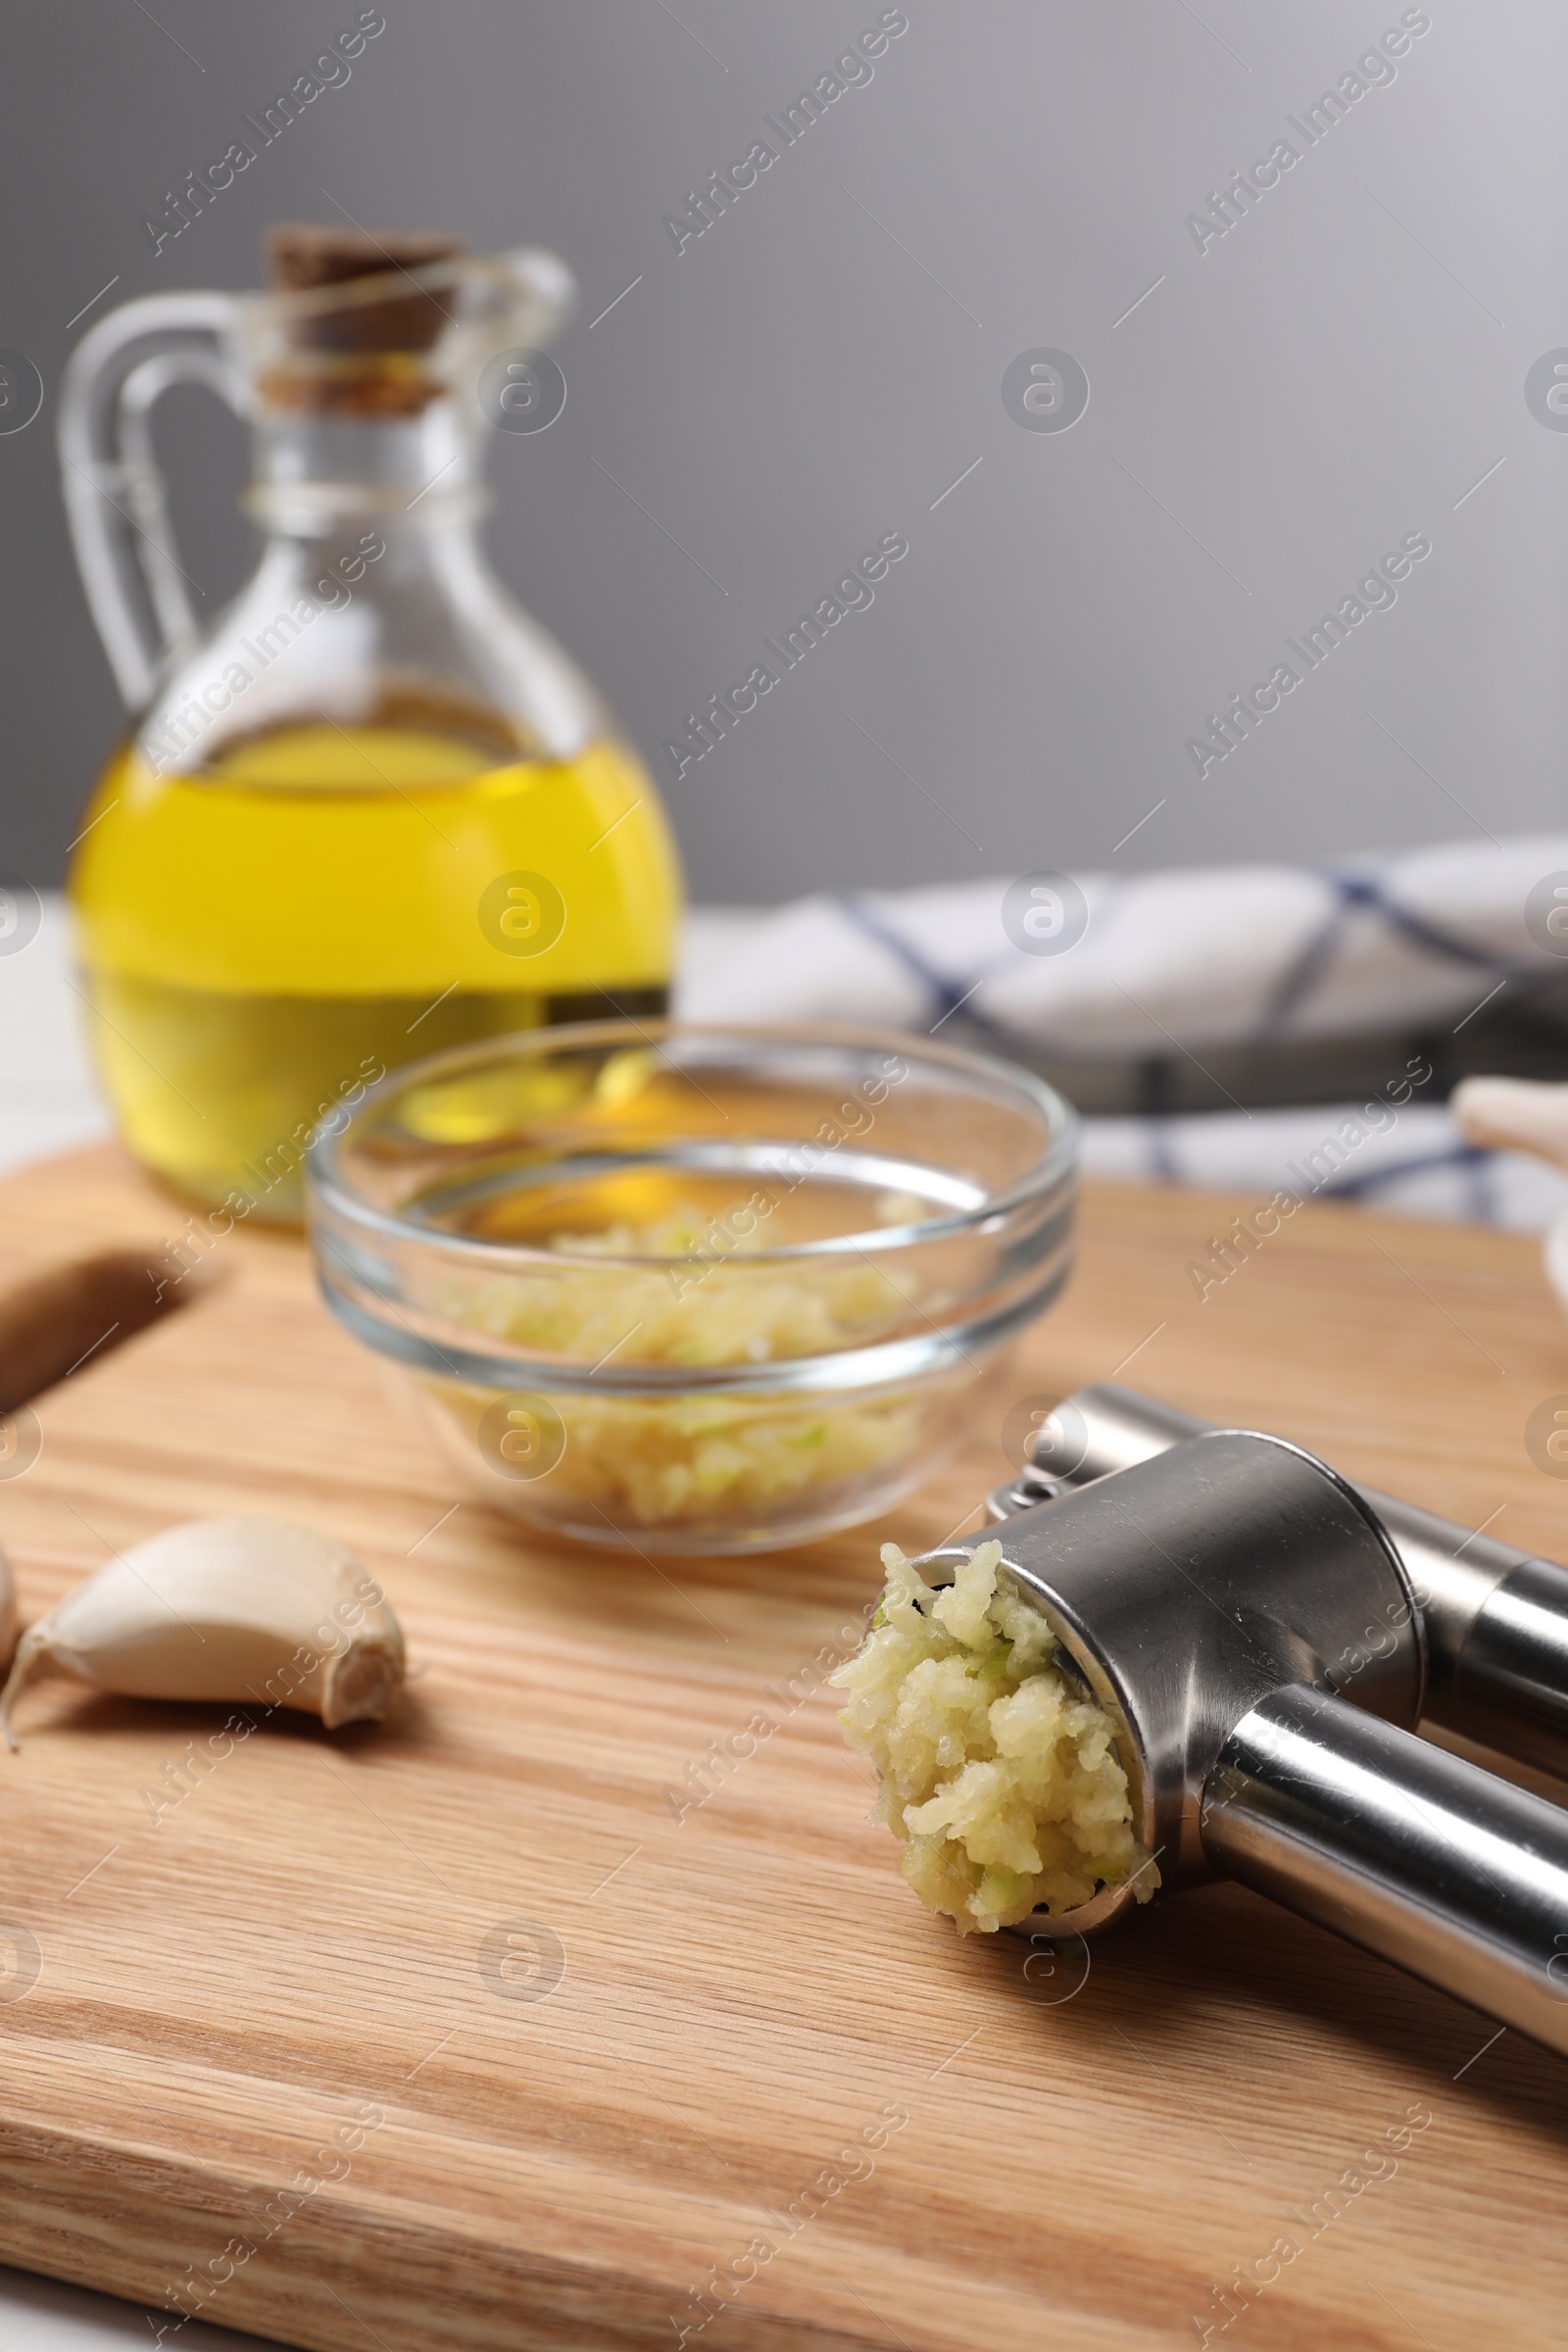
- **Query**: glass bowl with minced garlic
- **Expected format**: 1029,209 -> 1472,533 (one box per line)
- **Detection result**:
307,1022 -> 1077,1554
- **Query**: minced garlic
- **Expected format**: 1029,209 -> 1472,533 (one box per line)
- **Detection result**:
433,1201 -> 914,1368
833,1538 -> 1158,1933
421,1200 -> 937,1529
431,1379 -> 927,1529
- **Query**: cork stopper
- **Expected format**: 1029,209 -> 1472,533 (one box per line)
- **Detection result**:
261,223 -> 466,413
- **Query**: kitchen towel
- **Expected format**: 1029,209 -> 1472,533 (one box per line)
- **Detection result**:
676,835 -> 1568,1055
676,836 -> 1568,1233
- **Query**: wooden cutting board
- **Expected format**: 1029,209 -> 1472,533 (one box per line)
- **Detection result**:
1,1141 -> 1566,2352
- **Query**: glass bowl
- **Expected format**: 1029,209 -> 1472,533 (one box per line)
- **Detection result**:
305,1021 -> 1078,1554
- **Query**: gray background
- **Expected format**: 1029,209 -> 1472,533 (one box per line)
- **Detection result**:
1,0 -> 1563,904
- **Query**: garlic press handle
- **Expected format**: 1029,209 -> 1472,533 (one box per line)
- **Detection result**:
1048,1383 -> 1568,1785
1205,1683 -> 1568,2054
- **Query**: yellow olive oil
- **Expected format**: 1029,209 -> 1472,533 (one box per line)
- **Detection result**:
70,724 -> 680,1216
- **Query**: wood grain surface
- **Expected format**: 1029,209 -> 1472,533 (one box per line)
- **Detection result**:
0,1140 -> 1566,2352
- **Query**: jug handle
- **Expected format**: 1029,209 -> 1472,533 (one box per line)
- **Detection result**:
58,290 -> 241,710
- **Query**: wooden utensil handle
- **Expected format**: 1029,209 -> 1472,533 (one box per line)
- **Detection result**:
0,1248 -> 191,1414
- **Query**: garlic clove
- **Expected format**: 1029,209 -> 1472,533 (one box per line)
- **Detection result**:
0,1516 -> 404,1745
1450,1075 -> 1568,1170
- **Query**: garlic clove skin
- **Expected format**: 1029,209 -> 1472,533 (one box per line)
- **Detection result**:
1,1516 -> 405,1745
1450,1075 -> 1568,1169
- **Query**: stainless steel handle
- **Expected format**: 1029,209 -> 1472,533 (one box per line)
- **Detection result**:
1448,1556 -> 1568,1778
1055,1384 -> 1568,1784
1203,1684 -> 1568,2053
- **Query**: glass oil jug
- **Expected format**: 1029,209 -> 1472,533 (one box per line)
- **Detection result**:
59,226 -> 681,1217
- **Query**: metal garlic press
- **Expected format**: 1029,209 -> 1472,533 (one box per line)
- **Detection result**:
997,1384 -> 1568,1784
941,1429 -> 1568,2055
